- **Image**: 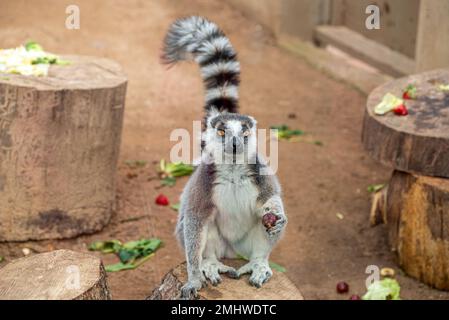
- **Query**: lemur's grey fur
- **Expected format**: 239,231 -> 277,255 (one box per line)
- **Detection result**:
163,16 -> 287,299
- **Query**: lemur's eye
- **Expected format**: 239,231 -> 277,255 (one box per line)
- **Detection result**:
217,129 -> 225,137
242,130 -> 250,137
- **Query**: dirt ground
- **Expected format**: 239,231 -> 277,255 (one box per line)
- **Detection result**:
0,0 -> 448,300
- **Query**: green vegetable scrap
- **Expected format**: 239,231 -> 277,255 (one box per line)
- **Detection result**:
236,254 -> 286,273
271,125 -> 304,141
89,238 -> 162,272
269,261 -> 287,273
363,278 -> 401,300
158,159 -> 194,187
367,184 -> 385,193
374,93 -> 403,115
125,159 -> 148,168
0,256 -> 4,262
0,41 -> 70,76
170,203 -> 180,212
271,125 -> 322,145
161,176 -> 176,187
402,84 -> 417,99
25,41 -> 43,52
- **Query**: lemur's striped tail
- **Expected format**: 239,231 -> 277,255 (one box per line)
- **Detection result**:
162,16 -> 240,114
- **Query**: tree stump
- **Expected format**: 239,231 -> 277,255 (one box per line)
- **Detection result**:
0,250 -> 111,300
148,261 -> 304,300
362,68 -> 449,290
385,171 -> 449,290
0,56 -> 127,241
362,68 -> 449,178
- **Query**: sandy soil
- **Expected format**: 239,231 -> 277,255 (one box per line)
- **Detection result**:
0,0 -> 448,300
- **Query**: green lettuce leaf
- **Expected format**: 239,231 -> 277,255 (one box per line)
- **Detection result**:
363,278 -> 401,300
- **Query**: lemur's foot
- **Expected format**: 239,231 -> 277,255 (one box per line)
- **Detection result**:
267,215 -> 287,237
201,258 -> 237,286
180,275 -> 207,300
236,260 -> 273,288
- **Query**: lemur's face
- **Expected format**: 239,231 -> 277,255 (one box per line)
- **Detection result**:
205,113 -> 257,162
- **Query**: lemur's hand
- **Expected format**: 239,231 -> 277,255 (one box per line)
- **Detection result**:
261,196 -> 287,237
265,214 -> 287,237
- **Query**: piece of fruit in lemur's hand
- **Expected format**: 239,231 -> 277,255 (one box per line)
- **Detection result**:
262,213 -> 279,229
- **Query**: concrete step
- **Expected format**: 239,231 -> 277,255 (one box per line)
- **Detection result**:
314,25 -> 415,77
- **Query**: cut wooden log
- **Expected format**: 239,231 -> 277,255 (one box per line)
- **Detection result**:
0,56 -> 127,241
385,170 -> 449,290
0,250 -> 111,300
362,68 -> 449,178
148,260 -> 304,300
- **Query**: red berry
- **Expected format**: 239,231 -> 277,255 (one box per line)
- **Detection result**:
349,294 -> 361,300
402,92 -> 410,100
262,213 -> 278,229
336,281 -> 349,294
155,194 -> 169,206
393,104 -> 408,116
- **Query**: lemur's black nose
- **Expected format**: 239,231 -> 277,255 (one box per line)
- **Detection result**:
232,137 -> 237,152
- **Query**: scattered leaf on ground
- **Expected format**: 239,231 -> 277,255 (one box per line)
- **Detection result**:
89,238 -> 162,272
158,159 -> 194,187
105,262 -> 136,272
271,125 -> 322,145
0,256 -> 4,262
269,261 -> 287,273
170,203 -> 180,212
161,176 -> 176,187
89,240 -> 122,253
55,59 -> 71,65
237,254 -> 286,273
125,160 -> 147,168
363,278 -> 401,300
367,184 -> 385,193
159,159 -> 194,178
271,125 -> 304,140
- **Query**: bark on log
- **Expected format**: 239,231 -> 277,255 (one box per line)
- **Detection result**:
0,250 -> 111,300
386,170 -> 449,290
0,56 -> 127,241
362,68 -> 449,178
369,185 -> 388,226
148,261 -> 304,300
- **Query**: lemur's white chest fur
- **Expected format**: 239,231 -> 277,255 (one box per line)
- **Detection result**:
212,164 -> 259,242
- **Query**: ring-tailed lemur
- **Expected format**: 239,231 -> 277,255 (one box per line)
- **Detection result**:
162,16 -> 287,299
